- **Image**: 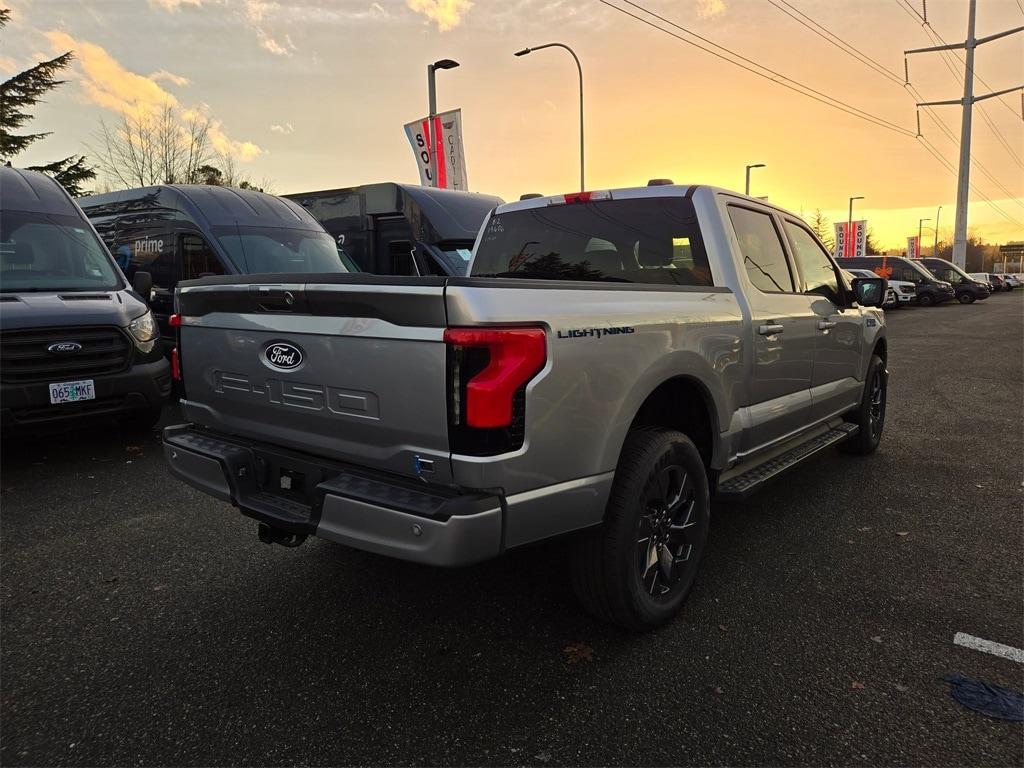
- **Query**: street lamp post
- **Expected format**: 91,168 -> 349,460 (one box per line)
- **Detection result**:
917,218 -> 932,258
426,58 -> 460,188
934,205 -> 942,257
515,43 -> 584,192
745,163 -> 765,196
847,196 -> 864,257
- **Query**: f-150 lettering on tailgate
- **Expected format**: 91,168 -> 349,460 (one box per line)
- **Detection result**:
213,371 -> 380,420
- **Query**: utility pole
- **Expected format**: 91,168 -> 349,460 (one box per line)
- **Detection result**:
905,0 -> 1024,269
934,205 -> 942,257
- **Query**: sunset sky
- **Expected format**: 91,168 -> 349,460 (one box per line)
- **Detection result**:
6,0 -> 1023,248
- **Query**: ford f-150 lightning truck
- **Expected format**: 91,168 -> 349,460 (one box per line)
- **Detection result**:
163,184 -> 889,630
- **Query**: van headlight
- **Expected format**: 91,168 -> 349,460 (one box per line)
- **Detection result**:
128,310 -> 158,346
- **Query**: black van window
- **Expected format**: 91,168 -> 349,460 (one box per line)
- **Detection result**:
728,207 -> 794,293
472,198 -> 712,285
115,232 -> 178,288
182,234 -> 225,280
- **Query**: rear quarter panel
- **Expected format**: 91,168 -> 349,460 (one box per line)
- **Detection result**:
444,281 -> 745,494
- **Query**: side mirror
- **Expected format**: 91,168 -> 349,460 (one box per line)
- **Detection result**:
851,276 -> 887,308
132,270 -> 153,301
387,240 -> 419,276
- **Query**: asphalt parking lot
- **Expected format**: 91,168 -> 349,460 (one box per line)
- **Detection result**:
2,292 -> 1022,767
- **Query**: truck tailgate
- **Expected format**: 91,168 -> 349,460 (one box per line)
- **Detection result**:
175,276 -> 453,484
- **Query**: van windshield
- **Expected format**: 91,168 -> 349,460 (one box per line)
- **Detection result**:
213,225 -> 354,274
927,261 -> 972,284
0,211 -> 123,293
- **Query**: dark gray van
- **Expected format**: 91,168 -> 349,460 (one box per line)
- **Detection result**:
844,256 -> 955,306
0,167 -> 170,433
78,185 -> 356,346
284,183 -> 502,276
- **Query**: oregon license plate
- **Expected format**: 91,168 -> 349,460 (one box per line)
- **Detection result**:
48,379 -> 95,404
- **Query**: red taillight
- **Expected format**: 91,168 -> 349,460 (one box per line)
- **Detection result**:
169,313 -> 182,328
171,346 -> 181,381
444,327 -> 546,428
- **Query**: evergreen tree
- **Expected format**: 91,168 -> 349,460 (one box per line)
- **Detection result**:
806,208 -> 835,251
0,8 -> 96,195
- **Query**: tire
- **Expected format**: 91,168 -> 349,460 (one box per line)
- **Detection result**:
958,293 -> 974,304
569,428 -> 710,631
917,293 -> 935,307
841,354 -> 887,455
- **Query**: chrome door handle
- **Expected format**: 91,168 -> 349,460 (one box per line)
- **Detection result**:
758,323 -> 784,335
818,320 -> 837,330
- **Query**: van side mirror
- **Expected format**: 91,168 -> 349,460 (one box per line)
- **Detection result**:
852,276 -> 886,307
132,270 -> 153,301
388,240 -> 419,276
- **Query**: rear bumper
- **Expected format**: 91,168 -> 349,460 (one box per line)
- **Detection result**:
1,358 -> 171,433
162,425 -> 503,567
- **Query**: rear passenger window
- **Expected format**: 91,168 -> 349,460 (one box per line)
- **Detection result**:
728,207 -> 794,293
182,235 -> 225,280
472,198 -> 713,286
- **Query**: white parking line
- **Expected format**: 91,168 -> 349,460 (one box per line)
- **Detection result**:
953,632 -> 1024,664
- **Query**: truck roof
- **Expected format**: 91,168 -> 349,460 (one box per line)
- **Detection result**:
0,166 -> 80,216
493,184 -> 797,217
285,182 -> 504,243
77,184 -> 322,231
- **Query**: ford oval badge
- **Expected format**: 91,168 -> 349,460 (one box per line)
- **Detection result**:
264,342 -> 303,371
47,342 -> 83,354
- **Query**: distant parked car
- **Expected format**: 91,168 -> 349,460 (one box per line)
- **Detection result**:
920,258 -> 990,304
848,267 -> 911,307
1000,274 -> 1021,289
968,273 -> 1005,292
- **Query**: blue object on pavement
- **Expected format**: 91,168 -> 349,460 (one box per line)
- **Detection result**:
943,674 -> 1024,722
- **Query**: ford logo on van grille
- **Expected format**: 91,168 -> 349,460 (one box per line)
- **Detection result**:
47,342 -> 82,354
264,342 -> 303,371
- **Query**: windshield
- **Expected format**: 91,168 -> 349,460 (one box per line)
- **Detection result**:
436,244 -> 474,276
927,261 -> 972,283
212,225 -> 354,274
907,260 -> 938,282
0,210 -> 122,293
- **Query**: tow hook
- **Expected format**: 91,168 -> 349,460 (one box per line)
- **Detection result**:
257,522 -> 307,548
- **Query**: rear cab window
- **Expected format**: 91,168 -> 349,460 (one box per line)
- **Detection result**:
727,206 -> 794,293
471,197 -> 713,286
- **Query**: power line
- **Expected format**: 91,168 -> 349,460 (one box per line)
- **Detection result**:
598,0 -> 1023,230
595,0 -> 917,137
906,11 -> 1024,168
897,0 -> 1022,120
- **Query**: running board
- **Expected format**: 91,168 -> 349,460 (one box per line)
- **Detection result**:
716,423 -> 858,499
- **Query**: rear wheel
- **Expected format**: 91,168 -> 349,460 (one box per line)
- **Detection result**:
569,428 -> 710,631
841,354 -> 886,455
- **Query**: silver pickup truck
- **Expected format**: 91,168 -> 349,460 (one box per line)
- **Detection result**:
163,184 -> 888,630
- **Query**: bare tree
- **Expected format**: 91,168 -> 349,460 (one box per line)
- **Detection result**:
91,102 -> 215,188
806,208 -> 835,252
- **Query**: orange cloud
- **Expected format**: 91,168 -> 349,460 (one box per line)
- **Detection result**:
406,0 -> 473,31
45,30 -> 261,161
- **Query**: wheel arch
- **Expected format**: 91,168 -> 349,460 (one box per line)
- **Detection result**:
625,375 -> 720,471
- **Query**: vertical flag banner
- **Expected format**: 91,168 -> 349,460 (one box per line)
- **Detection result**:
404,108 -> 469,191
834,221 -> 868,258
907,236 -> 920,259
403,119 -> 433,186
